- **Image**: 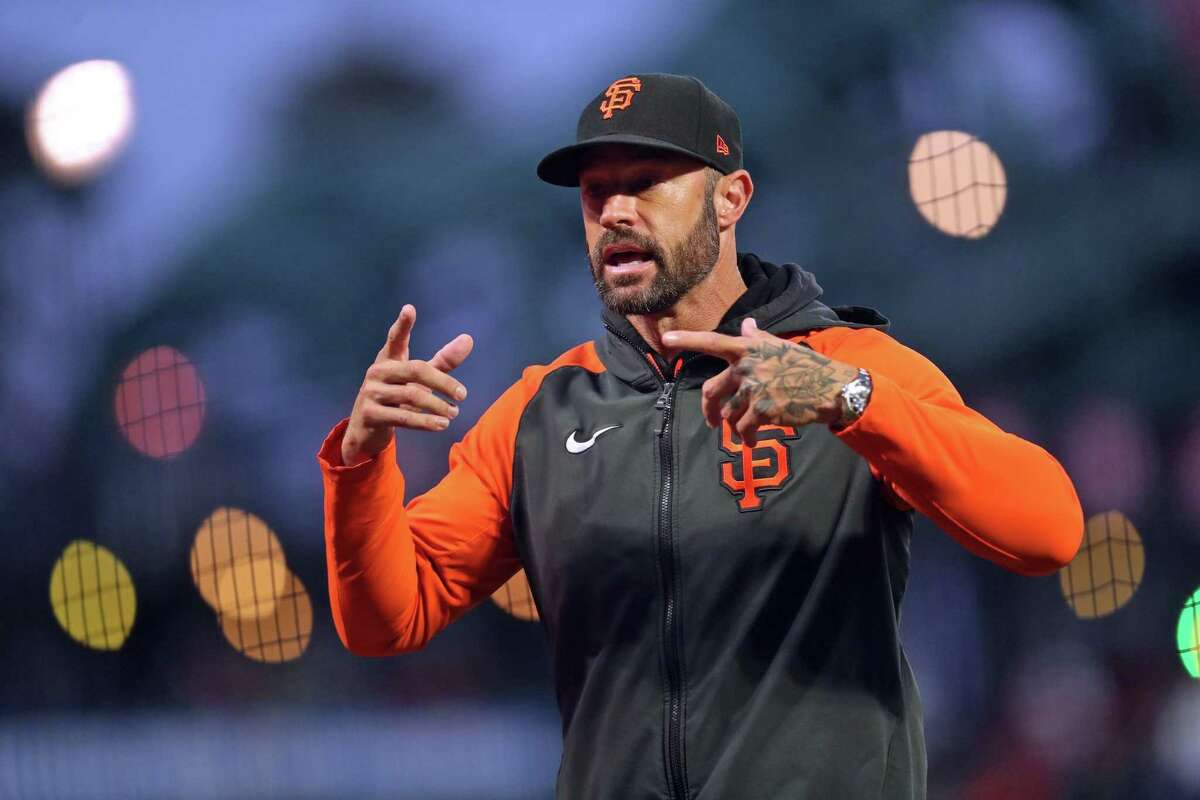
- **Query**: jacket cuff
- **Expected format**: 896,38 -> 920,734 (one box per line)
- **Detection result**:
316,418 -> 397,483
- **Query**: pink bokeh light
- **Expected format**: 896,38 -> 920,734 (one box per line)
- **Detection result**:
1176,408 -> 1200,526
113,345 -> 206,459
1061,398 -> 1156,513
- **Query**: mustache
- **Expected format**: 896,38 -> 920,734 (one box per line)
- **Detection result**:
590,229 -> 665,268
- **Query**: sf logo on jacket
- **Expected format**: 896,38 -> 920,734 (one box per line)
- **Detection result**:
717,420 -> 800,512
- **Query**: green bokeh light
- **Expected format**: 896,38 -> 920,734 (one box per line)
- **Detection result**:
1177,588 -> 1200,679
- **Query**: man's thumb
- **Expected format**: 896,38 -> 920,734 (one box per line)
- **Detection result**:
429,333 -> 474,373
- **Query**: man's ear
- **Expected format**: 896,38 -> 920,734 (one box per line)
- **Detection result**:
716,169 -> 753,228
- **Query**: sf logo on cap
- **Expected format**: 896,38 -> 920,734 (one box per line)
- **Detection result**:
599,76 -> 642,119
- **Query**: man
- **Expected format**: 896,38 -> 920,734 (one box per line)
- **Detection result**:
317,73 -> 1084,799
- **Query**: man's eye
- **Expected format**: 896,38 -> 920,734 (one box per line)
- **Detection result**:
632,176 -> 658,193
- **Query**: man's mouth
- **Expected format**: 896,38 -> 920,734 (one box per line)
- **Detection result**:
602,243 -> 655,274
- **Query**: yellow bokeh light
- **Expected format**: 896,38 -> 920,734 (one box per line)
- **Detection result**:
1059,510 -> 1145,619
25,59 -> 135,186
190,507 -> 286,617
49,540 -> 136,650
490,569 -> 539,622
908,130 -> 1007,239
220,572 -> 313,663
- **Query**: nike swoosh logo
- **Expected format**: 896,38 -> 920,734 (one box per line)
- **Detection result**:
565,425 -> 621,454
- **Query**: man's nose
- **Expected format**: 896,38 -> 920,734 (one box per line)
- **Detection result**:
598,193 -> 638,229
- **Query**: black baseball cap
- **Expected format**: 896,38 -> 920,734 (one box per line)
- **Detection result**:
536,73 -> 743,187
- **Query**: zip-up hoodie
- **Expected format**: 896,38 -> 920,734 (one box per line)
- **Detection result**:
317,253 -> 1084,799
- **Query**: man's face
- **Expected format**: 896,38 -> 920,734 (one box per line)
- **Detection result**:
579,145 -> 720,316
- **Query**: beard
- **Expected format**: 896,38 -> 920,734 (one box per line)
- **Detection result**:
588,190 -> 720,316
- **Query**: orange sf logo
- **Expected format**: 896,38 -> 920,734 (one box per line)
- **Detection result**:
718,420 -> 799,512
599,76 -> 642,119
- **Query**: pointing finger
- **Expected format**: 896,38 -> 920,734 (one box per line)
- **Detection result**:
660,329 -> 746,362
381,304 -> 416,361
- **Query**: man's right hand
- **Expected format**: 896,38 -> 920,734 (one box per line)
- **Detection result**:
341,304 -> 473,467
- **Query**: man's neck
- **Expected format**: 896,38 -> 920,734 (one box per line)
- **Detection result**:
628,246 -> 746,361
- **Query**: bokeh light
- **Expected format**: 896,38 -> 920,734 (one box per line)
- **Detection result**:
1061,398 -> 1156,513
190,507 -> 286,620
1059,511 -> 1144,619
219,572 -> 312,663
191,507 -> 310,663
1008,640 -> 1114,772
1178,588 -> 1200,679
490,569 -> 539,622
48,539 -> 136,650
215,557 -> 289,622
1153,682 -> 1200,792
1176,408 -> 1200,527
114,346 -> 206,459
908,130 -> 1007,238
25,59 -> 135,186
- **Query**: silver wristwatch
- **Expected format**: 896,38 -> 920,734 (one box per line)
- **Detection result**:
837,368 -> 873,426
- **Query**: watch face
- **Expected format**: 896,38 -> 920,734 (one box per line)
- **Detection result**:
840,371 -> 872,422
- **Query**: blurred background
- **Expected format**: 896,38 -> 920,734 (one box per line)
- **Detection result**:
1,1 -> 1198,798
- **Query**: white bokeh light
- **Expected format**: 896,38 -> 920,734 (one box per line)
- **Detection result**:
25,59 -> 136,185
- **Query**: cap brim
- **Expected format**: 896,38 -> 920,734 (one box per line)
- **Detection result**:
536,134 -> 718,187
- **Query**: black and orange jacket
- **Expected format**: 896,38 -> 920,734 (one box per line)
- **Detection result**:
317,254 -> 1084,800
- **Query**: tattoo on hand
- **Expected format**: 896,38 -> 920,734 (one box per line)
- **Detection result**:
738,342 -> 845,425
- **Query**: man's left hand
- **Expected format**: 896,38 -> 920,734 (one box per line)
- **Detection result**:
661,318 -> 861,445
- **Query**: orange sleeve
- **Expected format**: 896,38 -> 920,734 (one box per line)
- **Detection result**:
316,342 -> 602,656
801,326 -> 1084,576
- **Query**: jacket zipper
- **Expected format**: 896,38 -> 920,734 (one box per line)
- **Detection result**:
655,374 -> 688,800
604,320 -> 692,800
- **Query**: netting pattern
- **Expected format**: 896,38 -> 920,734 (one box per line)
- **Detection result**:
908,130 -> 1007,239
1059,511 -> 1144,619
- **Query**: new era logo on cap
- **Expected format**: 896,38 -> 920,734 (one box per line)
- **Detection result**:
536,72 -> 743,187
